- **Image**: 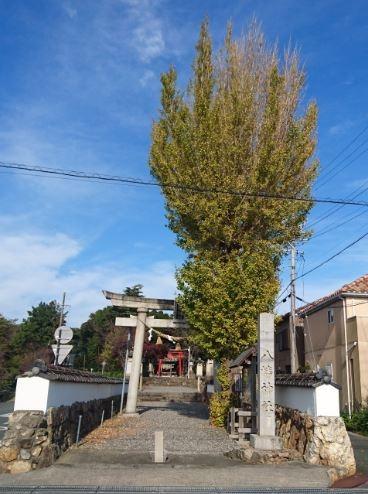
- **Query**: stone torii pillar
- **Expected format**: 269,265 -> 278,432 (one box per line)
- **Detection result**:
103,291 -> 187,415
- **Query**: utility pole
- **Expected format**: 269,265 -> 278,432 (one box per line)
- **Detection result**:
289,245 -> 298,374
55,292 -> 66,366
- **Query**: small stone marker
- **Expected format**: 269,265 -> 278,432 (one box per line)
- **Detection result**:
154,430 -> 166,463
250,313 -> 282,451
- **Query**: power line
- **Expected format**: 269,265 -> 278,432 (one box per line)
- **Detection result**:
297,230 -> 368,280
315,122 -> 368,184
307,176 -> 368,229
275,229 -> 368,305
307,125 -> 368,227
310,208 -> 367,240
3,160 -> 368,207
315,141 -> 368,191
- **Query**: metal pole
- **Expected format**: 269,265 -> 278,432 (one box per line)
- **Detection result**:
342,297 -> 352,418
76,414 -> 82,446
111,400 -> 114,419
120,330 -> 131,413
55,292 -> 66,366
187,347 -> 191,379
100,409 -> 105,426
289,245 -> 297,373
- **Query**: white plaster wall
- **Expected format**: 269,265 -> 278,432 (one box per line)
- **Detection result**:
46,382 -> 123,409
315,385 -> 340,417
14,377 -> 50,412
276,384 -> 340,417
14,377 -> 124,413
276,386 -> 316,415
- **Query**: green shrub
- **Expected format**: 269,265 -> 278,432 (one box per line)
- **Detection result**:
342,406 -> 368,435
209,391 -> 232,427
209,359 -> 234,427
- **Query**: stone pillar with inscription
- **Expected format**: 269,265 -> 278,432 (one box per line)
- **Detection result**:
250,312 -> 282,451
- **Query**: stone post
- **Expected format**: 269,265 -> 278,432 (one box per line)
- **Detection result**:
125,307 -> 147,415
250,313 -> 282,450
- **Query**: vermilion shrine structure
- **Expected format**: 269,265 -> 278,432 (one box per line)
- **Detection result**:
103,291 -> 189,415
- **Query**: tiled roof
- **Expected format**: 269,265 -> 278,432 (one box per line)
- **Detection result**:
230,347 -> 256,368
22,364 -> 124,384
275,373 -> 341,389
296,273 -> 368,316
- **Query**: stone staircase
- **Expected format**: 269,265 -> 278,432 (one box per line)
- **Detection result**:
142,376 -> 197,387
138,376 -> 202,403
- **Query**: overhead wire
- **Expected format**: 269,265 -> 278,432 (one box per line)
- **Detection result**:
3,160 -> 368,207
315,122 -> 368,181
275,229 -> 368,306
308,176 -> 368,229
314,139 -> 368,191
309,208 -> 368,240
2,159 -> 368,312
305,123 -> 368,232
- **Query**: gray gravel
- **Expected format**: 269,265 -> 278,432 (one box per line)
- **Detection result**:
0,401 -> 331,488
86,401 -> 239,456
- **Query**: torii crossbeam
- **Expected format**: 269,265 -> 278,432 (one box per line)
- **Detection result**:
103,290 -> 189,415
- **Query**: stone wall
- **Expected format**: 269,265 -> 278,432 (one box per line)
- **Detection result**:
0,395 -> 121,474
275,405 -> 356,482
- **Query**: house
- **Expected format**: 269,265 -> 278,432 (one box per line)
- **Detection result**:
276,274 -> 368,411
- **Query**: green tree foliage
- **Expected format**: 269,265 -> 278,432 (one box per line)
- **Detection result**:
73,286 -> 144,372
149,20 -> 318,359
13,301 -> 62,355
124,284 -> 144,297
177,249 -> 278,358
0,314 -> 19,391
74,305 -> 126,371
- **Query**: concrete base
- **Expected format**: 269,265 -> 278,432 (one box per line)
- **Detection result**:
124,412 -> 140,417
250,434 -> 283,451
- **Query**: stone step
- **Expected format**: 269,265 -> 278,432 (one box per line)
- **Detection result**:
142,376 -> 197,387
138,392 -> 202,403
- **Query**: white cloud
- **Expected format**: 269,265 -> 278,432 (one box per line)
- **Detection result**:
133,24 -> 165,62
139,69 -> 155,87
328,120 -> 354,136
63,3 -> 77,19
122,0 -> 166,62
0,228 -> 177,326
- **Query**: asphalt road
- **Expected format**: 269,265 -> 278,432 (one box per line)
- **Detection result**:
0,489 -> 367,494
349,432 -> 368,475
0,399 -> 14,440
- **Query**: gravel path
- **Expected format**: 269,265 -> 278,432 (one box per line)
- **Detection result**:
82,401 -> 239,456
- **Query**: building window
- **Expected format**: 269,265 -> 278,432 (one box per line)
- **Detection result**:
276,330 -> 289,351
327,309 -> 334,324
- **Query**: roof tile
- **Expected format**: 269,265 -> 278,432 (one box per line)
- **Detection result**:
22,364 -> 124,384
297,273 -> 368,316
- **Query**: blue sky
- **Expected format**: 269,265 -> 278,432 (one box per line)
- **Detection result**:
0,0 -> 368,325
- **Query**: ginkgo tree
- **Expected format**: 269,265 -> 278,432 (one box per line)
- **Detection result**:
149,20 -> 318,360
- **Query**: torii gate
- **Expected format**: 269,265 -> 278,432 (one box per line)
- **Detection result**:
103,291 -> 188,415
